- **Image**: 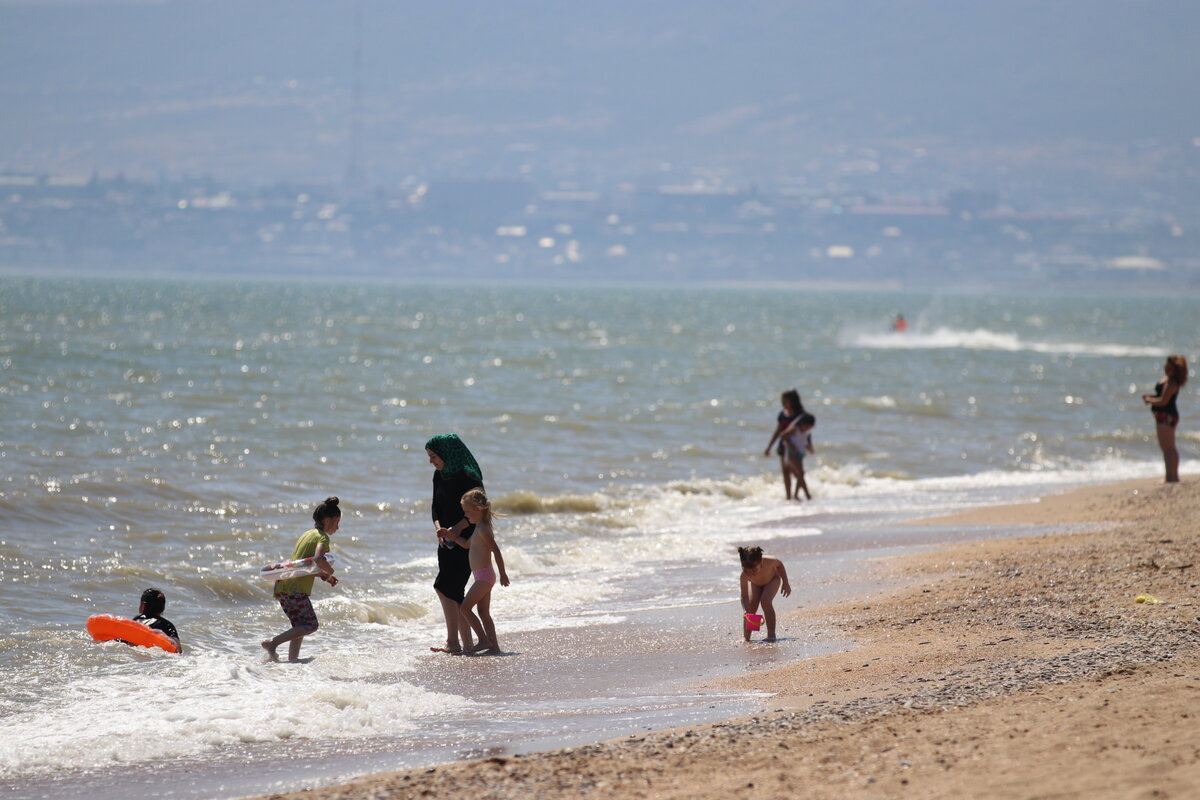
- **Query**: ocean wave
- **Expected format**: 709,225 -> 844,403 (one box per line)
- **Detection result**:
507,462 -> 1080,534
834,395 -> 953,418
321,596 -> 427,625
1082,428 -> 1155,444
494,489 -> 606,514
0,649 -> 465,776
846,326 -> 1166,358
662,478 -> 758,499
167,572 -> 270,602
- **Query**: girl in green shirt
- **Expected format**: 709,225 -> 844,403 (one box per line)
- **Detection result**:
262,496 -> 340,662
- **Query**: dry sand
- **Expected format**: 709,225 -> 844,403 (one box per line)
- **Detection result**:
254,477 -> 1200,800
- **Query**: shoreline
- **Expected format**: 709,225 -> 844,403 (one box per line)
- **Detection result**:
251,475 -> 1200,800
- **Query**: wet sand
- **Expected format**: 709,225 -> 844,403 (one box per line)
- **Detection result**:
251,476 -> 1200,800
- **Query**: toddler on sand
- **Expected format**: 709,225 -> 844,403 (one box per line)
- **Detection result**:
739,546 -> 791,642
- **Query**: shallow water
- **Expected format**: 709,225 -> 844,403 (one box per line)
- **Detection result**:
0,276 -> 1195,796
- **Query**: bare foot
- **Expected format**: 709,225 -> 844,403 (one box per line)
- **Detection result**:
467,641 -> 493,654
261,639 -> 279,662
430,646 -> 463,655
483,646 -> 502,655
764,635 -> 777,643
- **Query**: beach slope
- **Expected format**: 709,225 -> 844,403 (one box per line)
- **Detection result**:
255,477 -> 1200,800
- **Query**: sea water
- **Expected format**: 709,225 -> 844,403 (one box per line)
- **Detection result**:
0,276 -> 1195,797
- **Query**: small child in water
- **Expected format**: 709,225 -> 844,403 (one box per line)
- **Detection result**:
441,488 -> 509,654
738,546 -> 791,642
133,587 -> 182,653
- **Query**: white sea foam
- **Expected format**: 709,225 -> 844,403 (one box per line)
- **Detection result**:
847,326 -> 1166,358
0,645 -> 466,776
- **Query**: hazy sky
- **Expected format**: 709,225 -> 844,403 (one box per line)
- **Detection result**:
2,0 -> 1198,183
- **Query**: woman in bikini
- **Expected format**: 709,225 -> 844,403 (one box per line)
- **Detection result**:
1142,355 -> 1189,483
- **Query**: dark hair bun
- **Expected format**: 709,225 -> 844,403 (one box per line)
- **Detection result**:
738,545 -> 764,567
312,496 -> 342,529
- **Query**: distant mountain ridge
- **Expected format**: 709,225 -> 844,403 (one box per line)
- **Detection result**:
2,0 -> 1198,182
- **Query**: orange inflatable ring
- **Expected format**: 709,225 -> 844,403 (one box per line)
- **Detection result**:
86,614 -> 179,653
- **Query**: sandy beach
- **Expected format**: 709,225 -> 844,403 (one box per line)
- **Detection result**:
253,476 -> 1200,800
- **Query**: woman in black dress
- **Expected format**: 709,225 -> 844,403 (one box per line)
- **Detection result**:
425,433 -> 484,653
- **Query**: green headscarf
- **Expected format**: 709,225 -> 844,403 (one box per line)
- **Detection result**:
424,434 -> 483,481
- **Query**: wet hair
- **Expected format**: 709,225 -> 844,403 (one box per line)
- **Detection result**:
140,587 -> 166,616
460,487 -> 494,524
798,413 -> 816,428
1166,355 -> 1189,388
781,389 -> 804,415
738,546 -> 764,569
312,496 -> 341,532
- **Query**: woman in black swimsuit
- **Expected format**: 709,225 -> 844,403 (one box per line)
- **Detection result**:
425,434 -> 484,653
1141,355 -> 1188,483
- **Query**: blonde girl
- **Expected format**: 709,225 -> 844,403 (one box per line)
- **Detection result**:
440,488 -> 509,654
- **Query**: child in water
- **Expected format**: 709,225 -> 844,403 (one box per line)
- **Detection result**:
133,587 -> 182,653
262,496 -> 340,662
440,488 -> 509,654
738,546 -> 791,643
781,412 -> 816,501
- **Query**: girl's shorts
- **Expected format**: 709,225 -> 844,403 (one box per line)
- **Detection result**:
276,592 -> 319,631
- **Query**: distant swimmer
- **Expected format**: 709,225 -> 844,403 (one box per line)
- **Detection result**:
891,314 -> 908,333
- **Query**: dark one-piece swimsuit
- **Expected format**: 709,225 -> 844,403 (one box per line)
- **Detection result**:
1152,381 -> 1180,428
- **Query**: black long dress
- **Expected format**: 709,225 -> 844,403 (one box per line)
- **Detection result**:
431,470 -> 484,604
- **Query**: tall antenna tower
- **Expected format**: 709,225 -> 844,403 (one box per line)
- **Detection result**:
344,0 -> 365,192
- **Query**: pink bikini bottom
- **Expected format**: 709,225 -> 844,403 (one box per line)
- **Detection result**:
472,566 -> 496,584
